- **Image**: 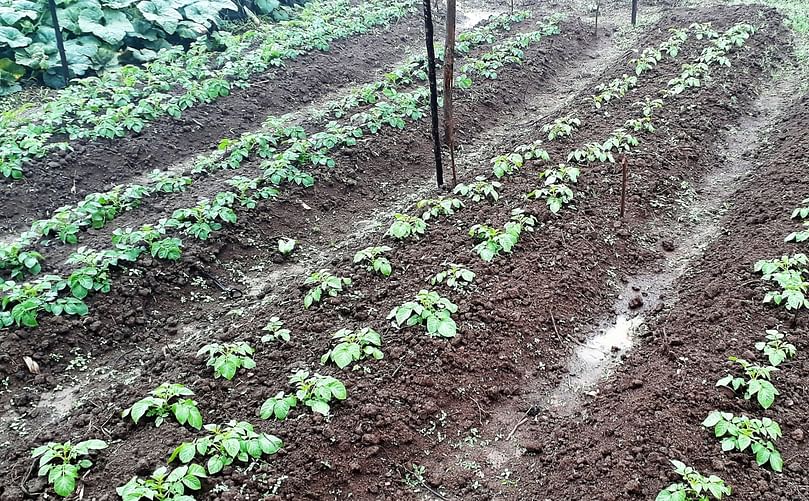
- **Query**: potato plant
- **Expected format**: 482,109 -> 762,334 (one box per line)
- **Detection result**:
542,115 -> 581,140
592,74 -> 638,108
122,383 -> 203,430
755,330 -> 796,367
197,342 -> 256,380
260,370 -> 348,417
31,439 -> 108,497
754,254 -> 809,310
656,460 -> 730,501
513,140 -> 551,162
169,421 -> 283,474
431,263 -> 476,290
715,357 -> 779,409
454,176 -> 502,203
321,327 -> 384,369
388,290 -> 458,338
261,316 -> 291,343
387,214 -> 427,240
354,246 -> 393,277
786,200 -> 809,243
303,270 -> 352,308
702,411 -> 783,472
491,152 -> 525,178
117,465 -> 207,501
416,197 -> 464,220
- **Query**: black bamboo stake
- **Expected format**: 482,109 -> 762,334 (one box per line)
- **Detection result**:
631,0 -> 638,26
423,0 -> 444,187
46,0 -> 70,88
620,155 -> 629,218
594,3 -> 600,38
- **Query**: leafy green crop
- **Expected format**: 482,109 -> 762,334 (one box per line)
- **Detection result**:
525,164 -> 580,213
277,237 -> 296,255
303,269 -> 352,308
754,254 -> 809,310
260,370 -> 347,419
122,383 -> 203,430
388,290 -> 458,337
755,330 -> 796,367
261,316 -> 291,343
702,411 -> 783,472
117,464 -> 207,501
715,357 -> 779,409
490,152 -> 525,178
31,439 -> 108,497
786,198 -> 809,243
469,208 -> 536,261
354,246 -> 393,277
321,327 -> 383,369
656,460 -> 731,501
453,176 -> 502,203
542,115 -> 581,140
430,263 -> 475,290
416,197 -> 464,220
197,342 -> 255,380
169,420 -> 282,474
387,213 -> 427,240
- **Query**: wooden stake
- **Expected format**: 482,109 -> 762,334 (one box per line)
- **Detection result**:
46,0 -> 70,88
443,0 -> 457,186
631,0 -> 639,26
620,155 -> 629,218
594,3 -> 600,38
423,0 -> 444,187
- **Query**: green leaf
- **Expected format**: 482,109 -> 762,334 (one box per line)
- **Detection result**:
53,471 -> 76,497
0,27 -> 32,48
223,438 -> 241,458
78,8 -> 134,45
177,442 -> 196,463
309,399 -> 330,415
770,449 -> 783,472
207,455 -> 224,474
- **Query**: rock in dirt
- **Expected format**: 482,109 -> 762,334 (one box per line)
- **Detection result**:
628,295 -> 644,309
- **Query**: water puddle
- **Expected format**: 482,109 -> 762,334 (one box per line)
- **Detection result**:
459,9 -> 499,30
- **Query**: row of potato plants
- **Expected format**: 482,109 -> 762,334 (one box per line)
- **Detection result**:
0,0 -> 417,181
0,17 -> 564,331
659,195 -> 806,500
24,17 -> 757,499
655,22 -> 807,501
0,10 -> 536,285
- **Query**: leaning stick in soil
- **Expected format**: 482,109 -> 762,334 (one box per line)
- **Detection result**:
443,0 -> 458,185
620,154 -> 629,218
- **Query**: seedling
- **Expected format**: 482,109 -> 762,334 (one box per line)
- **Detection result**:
755,330 -> 796,367
491,153 -> 525,178
169,420 -> 283,474
542,115 -> 581,140
0,245 -> 43,280
513,140 -> 551,162
715,357 -> 779,409
702,411 -> 783,472
431,264 -> 475,290
754,254 -> 809,310
791,198 -> 809,220
32,439 -> 108,497
625,117 -> 656,133
635,97 -> 664,117
453,176 -> 502,203
785,198 -> 809,242
261,317 -> 291,343
259,391 -> 299,421
469,209 -> 536,261
417,197 -> 464,220
388,290 -> 458,338
277,237 -> 296,256
321,327 -> 384,369
197,342 -> 256,380
568,142 -> 615,164
122,383 -> 203,430
303,270 -> 352,308
387,213 -> 427,240
526,184 -> 574,214
354,246 -> 393,277
279,370 -> 348,416
592,74 -> 637,108
117,465 -> 207,501
655,460 -> 731,501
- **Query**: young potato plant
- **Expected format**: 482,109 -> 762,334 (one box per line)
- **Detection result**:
387,290 -> 458,338
702,411 -> 783,472
665,63 -> 709,96
387,213 -> 427,240
261,316 -> 291,343
321,327 -> 384,369
631,47 -> 663,76
303,270 -> 352,308
0,244 -> 43,280
491,153 -> 525,179
567,142 -> 615,164
277,237 -> 296,256
791,198 -> 809,220
715,357 -> 779,409
526,164 -> 580,214
754,254 -> 809,310
169,420 -> 283,474
431,263 -> 476,290
417,197 -> 464,220
755,330 -> 796,367
122,383 -> 203,430
469,209 -> 537,261
655,460 -> 731,501
260,371 -> 348,420
661,28 -> 688,56
513,140 -> 551,162
32,439 -> 108,497
354,246 -> 393,277
635,97 -> 665,118
625,117 -> 656,134
197,342 -> 256,380
117,465 -> 207,501
542,115 -> 581,140
592,74 -> 638,108
453,176 -> 502,203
